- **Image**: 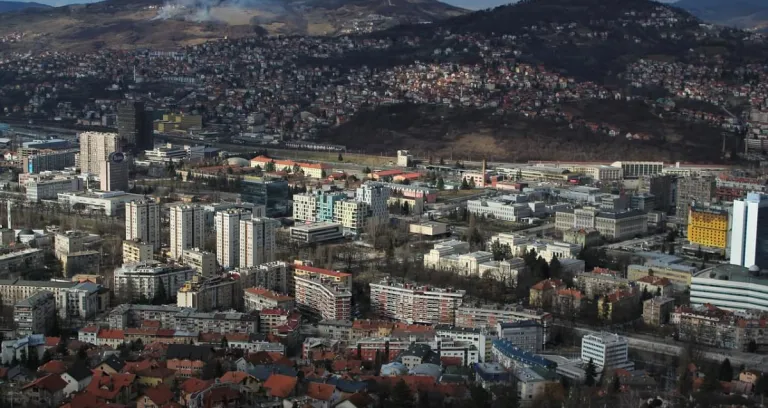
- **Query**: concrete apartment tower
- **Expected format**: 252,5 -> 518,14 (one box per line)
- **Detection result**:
126,199 -> 161,251
239,217 -> 279,268
730,192 -> 768,268
170,204 -> 205,260
215,209 -> 251,269
79,132 -> 120,176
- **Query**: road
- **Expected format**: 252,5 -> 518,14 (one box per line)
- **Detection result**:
560,323 -> 768,370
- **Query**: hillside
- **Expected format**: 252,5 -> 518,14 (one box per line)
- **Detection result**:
675,0 -> 768,31
0,1 -> 49,13
0,0 -> 465,52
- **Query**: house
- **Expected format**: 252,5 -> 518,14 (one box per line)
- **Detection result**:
38,360 -> 67,375
166,344 -> 215,378
179,377 -> 213,406
86,369 -> 137,403
263,373 -> 297,398
21,373 -> 67,407
60,363 -> 93,397
136,364 -> 176,387
306,382 -> 340,408
94,355 -> 125,374
137,384 -> 178,408
334,393 -> 375,408
220,371 -> 262,405
529,279 -> 565,308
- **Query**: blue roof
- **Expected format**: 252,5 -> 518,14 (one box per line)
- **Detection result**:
492,339 -> 556,369
326,377 -> 369,393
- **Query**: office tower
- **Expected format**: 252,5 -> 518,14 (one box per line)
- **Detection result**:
170,204 -> 204,260
676,176 -> 716,220
99,152 -> 129,192
356,182 -> 391,224
240,217 -> 279,268
126,199 -> 160,251
730,192 -> 768,268
79,132 -> 120,176
215,209 -> 251,269
117,101 -> 154,151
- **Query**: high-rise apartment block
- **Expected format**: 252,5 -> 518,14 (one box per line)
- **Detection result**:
369,279 -> 466,325
293,262 -> 352,321
356,182 -> 390,224
117,101 -> 153,151
170,204 -> 205,260
649,174 -> 676,214
79,132 -> 120,176
215,209 -> 251,269
676,176 -> 716,219
239,217 -> 279,268
14,291 -> 55,336
126,199 -> 160,250
730,192 -> 768,268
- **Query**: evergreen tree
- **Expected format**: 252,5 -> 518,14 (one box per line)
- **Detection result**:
390,380 -> 413,408
26,348 -> 39,371
585,358 -> 597,386
612,374 -> 621,393
153,282 -> 168,305
719,358 -> 733,381
490,383 -> 519,408
469,178 -> 476,189
469,384 -> 491,408
461,178 -> 470,190
77,346 -> 88,361
221,336 -> 229,349
549,255 -> 562,279
436,177 -> 445,190
338,153 -> 344,162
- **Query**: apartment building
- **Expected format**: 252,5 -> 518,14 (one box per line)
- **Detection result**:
293,264 -> 352,321
23,149 -> 77,174
170,204 -> 205,260
435,325 -> 492,362
356,183 -> 390,225
496,320 -> 543,353
108,304 -> 183,329
181,249 -> 216,277
123,239 -> 153,263
575,268 -> 630,298
126,199 -> 160,250
14,291 -> 55,336
61,250 -> 100,277
78,132 -> 120,176
333,200 -> 369,234
234,261 -> 291,294
676,176 -> 716,219
369,279 -> 466,325
173,309 -> 258,334
215,209 -> 251,269
239,217 -> 279,268
0,248 -> 45,277
243,287 -> 295,312
581,332 -> 633,370
113,261 -> 195,302
456,304 -> 553,342
56,281 -> 105,325
642,296 -> 675,327
0,278 -> 76,307
177,275 -> 242,312
54,231 -> 99,259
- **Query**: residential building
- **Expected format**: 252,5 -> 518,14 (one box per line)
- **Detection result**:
575,268 -> 629,298
580,332 -> 633,370
56,281 -> 104,324
496,320 -> 543,353
688,205 -> 730,250
636,275 -> 672,297
333,200 -> 369,234
0,248 -> 44,277
730,192 -> 768,268
182,249 -> 216,277
671,305 -> 740,349
628,263 -> 696,291
239,217 -> 279,268
513,366 -> 560,406
293,263 -> 352,321
114,261 -> 195,302
243,287 -> 295,312
691,264 -> 768,311
642,297 -> 675,326
21,374 -> 67,408
491,339 -> 555,370
54,231 -> 99,259
14,291 -> 55,336
99,152 -> 129,192
215,209 -> 251,269
0,278 -> 76,307
107,304 -> 182,329
234,261 -> 291,294
173,309 -> 258,334
61,250 -> 100,277
78,132 -> 120,176
23,149 -> 77,174
1,334 -> 46,365
177,275 -> 242,312
529,279 -> 566,308
170,204 -> 205,260
435,325 -> 492,362
676,176 -> 716,219
126,199 -> 160,250
356,182 -> 390,225
597,289 -> 640,321
554,288 -> 584,317
456,304 -> 553,342
123,240 -> 153,263
369,278 -> 465,325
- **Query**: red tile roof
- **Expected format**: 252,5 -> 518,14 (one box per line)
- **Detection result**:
263,374 -> 297,398
220,371 -> 251,384
180,378 -> 212,394
97,329 -> 125,340
22,373 -> 67,392
39,360 -> 67,375
86,370 -> 136,400
45,337 -> 60,347
531,278 -> 565,291
307,382 -> 336,401
293,263 -> 351,278
244,287 -> 294,302
80,326 -> 99,333
636,275 -> 672,286
142,384 -> 174,406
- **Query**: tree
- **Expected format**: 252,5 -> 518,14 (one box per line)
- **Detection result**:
41,350 -> 53,365
468,178 -> 476,189
338,153 -> 344,162
436,177 -> 445,190
390,380 -> 413,408
549,255 -> 563,279
152,282 -> 168,305
265,160 -> 276,172
469,384 -> 491,408
718,358 -> 733,382
490,383 -> 519,408
461,178 -> 470,190
26,348 -> 39,371
221,336 -> 229,349
362,167 -> 371,174
439,157 -> 445,165
612,374 -> 621,393
76,346 -> 88,362
748,339 -> 758,353
585,358 -> 597,386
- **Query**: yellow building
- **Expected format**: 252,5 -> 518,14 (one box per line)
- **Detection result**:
154,113 -> 203,132
687,206 -> 729,249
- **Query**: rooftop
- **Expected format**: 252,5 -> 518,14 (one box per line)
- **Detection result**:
694,264 -> 768,284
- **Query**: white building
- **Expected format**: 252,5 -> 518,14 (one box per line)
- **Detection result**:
580,332 -> 633,370
294,264 -> 352,321
356,182 -> 390,224
690,264 -> 768,311
369,279 -> 465,325
79,132 -> 120,176
125,199 -> 160,250
58,190 -> 145,216
215,209 -> 251,269
123,239 -> 153,263
730,192 -> 768,268
243,287 -> 295,312
113,261 -> 194,302
435,325 -> 491,362
182,248 -> 217,277
234,261 -> 291,294
170,204 -> 205,260
239,217 -> 279,268
177,275 -> 242,312
26,176 -> 83,202
56,281 -> 103,324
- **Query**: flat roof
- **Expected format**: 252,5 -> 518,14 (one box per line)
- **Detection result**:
291,222 -> 341,232
694,264 -> 768,284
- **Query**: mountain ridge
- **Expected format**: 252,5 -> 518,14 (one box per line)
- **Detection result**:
0,1 -> 50,13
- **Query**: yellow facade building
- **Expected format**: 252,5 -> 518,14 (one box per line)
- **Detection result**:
154,113 -> 203,132
687,206 -> 729,249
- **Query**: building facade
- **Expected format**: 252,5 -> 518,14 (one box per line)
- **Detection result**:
126,199 -> 160,250
14,291 -> 55,336
730,192 -> 768,268
170,204 -> 205,260
580,332 -> 633,370
78,132 -> 120,176
239,217 -> 279,268
215,209 -> 251,269
293,264 -> 352,321
182,249 -> 216,277
114,261 -> 194,302
369,279 -> 465,325
688,205 -> 730,250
